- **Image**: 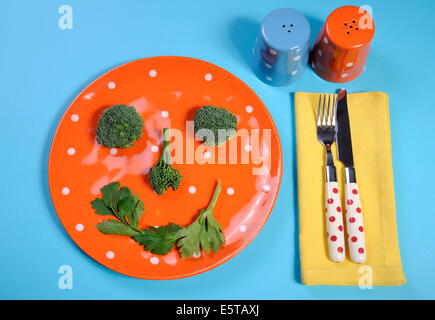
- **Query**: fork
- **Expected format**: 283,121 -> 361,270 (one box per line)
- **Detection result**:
317,94 -> 346,263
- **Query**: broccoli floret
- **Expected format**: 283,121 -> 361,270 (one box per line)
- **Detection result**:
149,128 -> 183,195
194,105 -> 237,146
96,104 -> 144,149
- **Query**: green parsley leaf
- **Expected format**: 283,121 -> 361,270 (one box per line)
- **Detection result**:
90,197 -> 114,216
133,223 -> 182,255
91,182 -> 144,235
176,181 -> 225,258
131,194 -> 144,228
176,219 -> 202,258
204,213 -> 225,253
101,182 -> 121,207
96,219 -> 141,236
118,193 -> 137,223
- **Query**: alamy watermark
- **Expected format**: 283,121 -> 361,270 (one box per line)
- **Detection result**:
358,5 -> 374,30
58,5 -> 73,30
358,265 -> 373,289
160,122 -> 272,176
58,265 -> 73,290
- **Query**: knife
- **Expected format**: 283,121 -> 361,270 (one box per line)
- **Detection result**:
336,89 -> 367,263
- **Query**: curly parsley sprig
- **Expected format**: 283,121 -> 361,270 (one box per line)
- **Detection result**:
91,181 -> 225,258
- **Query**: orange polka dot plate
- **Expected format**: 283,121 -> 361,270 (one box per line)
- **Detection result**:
48,56 -> 283,279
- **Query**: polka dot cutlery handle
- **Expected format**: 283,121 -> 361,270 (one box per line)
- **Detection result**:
325,181 -> 346,262
345,182 -> 366,263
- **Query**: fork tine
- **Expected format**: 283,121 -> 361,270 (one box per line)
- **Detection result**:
322,94 -> 328,126
327,94 -> 332,126
332,94 -> 337,127
317,94 -> 323,126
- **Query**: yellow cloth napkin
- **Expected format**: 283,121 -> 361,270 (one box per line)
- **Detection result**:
294,91 -> 406,286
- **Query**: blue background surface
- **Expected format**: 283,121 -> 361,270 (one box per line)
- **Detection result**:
1,0 -> 434,300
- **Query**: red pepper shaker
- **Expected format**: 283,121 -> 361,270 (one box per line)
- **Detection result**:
310,6 -> 375,83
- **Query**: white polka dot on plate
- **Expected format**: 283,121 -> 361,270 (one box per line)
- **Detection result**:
106,251 -> 115,259
150,257 -> 159,265
265,63 -> 272,69
341,73 -> 349,78
266,76 -> 272,81
291,70 -> 298,76
161,110 -> 169,118
193,252 -> 201,258
324,37 -> 329,44
245,144 -> 252,152
110,148 -> 117,155
245,105 -> 253,113
240,224 -> 247,232
227,187 -> 235,195
75,224 -> 84,232
293,55 -> 301,61
149,69 -> 157,77
204,151 -> 211,159
67,147 -> 76,155
62,187 -> 70,195
318,49 -> 323,56
346,62 -> 354,67
263,185 -> 271,193
151,145 -> 159,153
108,82 -> 116,90
71,114 -> 79,122
188,186 -> 197,194
205,73 -> 213,81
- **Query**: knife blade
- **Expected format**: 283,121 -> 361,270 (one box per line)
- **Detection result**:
335,88 -> 367,263
336,88 -> 354,169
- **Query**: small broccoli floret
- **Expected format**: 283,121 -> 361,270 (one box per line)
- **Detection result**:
149,128 -> 183,195
96,104 -> 144,149
194,105 -> 237,146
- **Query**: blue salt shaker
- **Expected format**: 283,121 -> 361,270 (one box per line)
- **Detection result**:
252,8 -> 311,86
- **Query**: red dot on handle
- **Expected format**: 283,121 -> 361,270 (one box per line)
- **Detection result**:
327,198 -> 334,204
347,199 -> 353,205
352,189 -> 358,195
359,226 -> 364,232
333,188 -> 338,194
358,247 -> 365,254
338,225 -> 343,231
331,235 -> 337,242
336,206 -> 342,212
337,247 -> 343,253
349,217 -> 356,223
329,216 -> 335,222
356,207 -> 362,213
351,236 -> 357,242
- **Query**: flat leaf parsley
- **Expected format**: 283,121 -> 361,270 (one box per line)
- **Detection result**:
91,181 -> 225,258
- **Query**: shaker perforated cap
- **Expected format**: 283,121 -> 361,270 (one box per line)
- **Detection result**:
326,6 -> 375,49
252,8 -> 311,86
310,6 -> 375,83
